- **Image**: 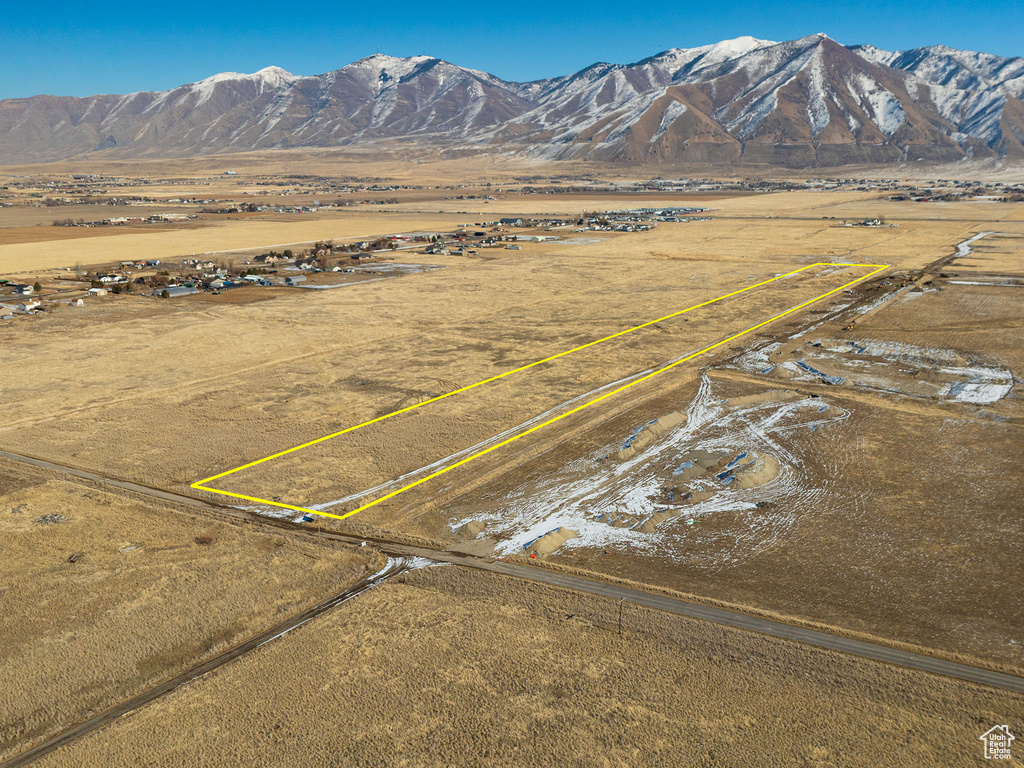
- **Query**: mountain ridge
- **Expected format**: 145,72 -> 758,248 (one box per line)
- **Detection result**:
3,35 -> 1023,167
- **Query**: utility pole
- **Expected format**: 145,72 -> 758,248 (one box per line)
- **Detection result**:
618,598 -> 624,636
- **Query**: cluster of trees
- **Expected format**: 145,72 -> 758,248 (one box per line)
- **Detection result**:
366,237 -> 394,251
333,238 -> 395,254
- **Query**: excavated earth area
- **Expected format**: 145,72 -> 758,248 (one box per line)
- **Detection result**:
451,376 -> 836,563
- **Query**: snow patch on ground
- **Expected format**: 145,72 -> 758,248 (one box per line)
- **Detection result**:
451,375 -> 849,563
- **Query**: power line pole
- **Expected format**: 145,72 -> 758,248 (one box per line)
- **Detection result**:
618,598 -> 624,636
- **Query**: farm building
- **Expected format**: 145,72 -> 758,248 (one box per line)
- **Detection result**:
156,286 -> 199,298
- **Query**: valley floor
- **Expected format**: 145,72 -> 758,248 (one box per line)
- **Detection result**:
1,168 -> 1022,765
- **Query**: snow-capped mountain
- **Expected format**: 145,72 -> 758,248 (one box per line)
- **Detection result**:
850,43 -> 1024,157
2,36 -> 1022,166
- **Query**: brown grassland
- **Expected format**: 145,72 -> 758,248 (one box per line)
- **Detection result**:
35,566 -> 1024,767
1,156 -> 1022,764
407,263 -> 1024,674
0,458 -> 381,760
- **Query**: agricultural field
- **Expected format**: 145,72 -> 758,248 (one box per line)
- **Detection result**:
402,232 -> 1024,673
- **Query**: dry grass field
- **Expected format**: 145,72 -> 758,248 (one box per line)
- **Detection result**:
414,249 -> 1024,672
2,157 -> 1022,763
0,458 -> 381,760
2,181 -> 1020,655
34,566 -> 1024,767
0,201 -> 980,492
0,212 -> 469,274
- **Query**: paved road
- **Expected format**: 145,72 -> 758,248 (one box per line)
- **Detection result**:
476,560 -> 1024,694
3,448 -> 1023,694
3,447 -> 1024,765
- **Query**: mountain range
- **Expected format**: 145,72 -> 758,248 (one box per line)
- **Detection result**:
3,34 -> 1023,167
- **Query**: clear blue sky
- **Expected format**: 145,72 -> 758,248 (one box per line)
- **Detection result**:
1,0 -> 1021,99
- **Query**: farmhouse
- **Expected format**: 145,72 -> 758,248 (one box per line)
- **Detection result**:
499,217 -> 523,227
10,284 -> 34,295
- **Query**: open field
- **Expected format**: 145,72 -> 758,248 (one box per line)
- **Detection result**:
0,458 -> 381,760
3,146 -> 1022,182
402,244 -> 1024,672
0,222 -> 199,246
4,192 -> 1022,277
1,159 -> 1022,763
0,212 -> 469,275
2,189 -> 1020,660
34,566 -> 1024,767
0,241 -> 894,507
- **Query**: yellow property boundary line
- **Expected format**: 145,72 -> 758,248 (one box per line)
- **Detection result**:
192,262 -> 889,520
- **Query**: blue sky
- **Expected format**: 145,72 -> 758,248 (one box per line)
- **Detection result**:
1,0 -> 1021,99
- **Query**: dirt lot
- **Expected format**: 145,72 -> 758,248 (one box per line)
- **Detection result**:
34,566 -> 1024,767
0,459 -> 381,760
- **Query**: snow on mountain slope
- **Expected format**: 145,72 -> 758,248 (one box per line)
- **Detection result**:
1,36 -> 1021,165
851,43 -> 1024,152
853,44 -> 1024,96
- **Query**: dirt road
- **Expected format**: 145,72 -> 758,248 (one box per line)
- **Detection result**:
3,446 -> 1023,698
0,555 -> 417,768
